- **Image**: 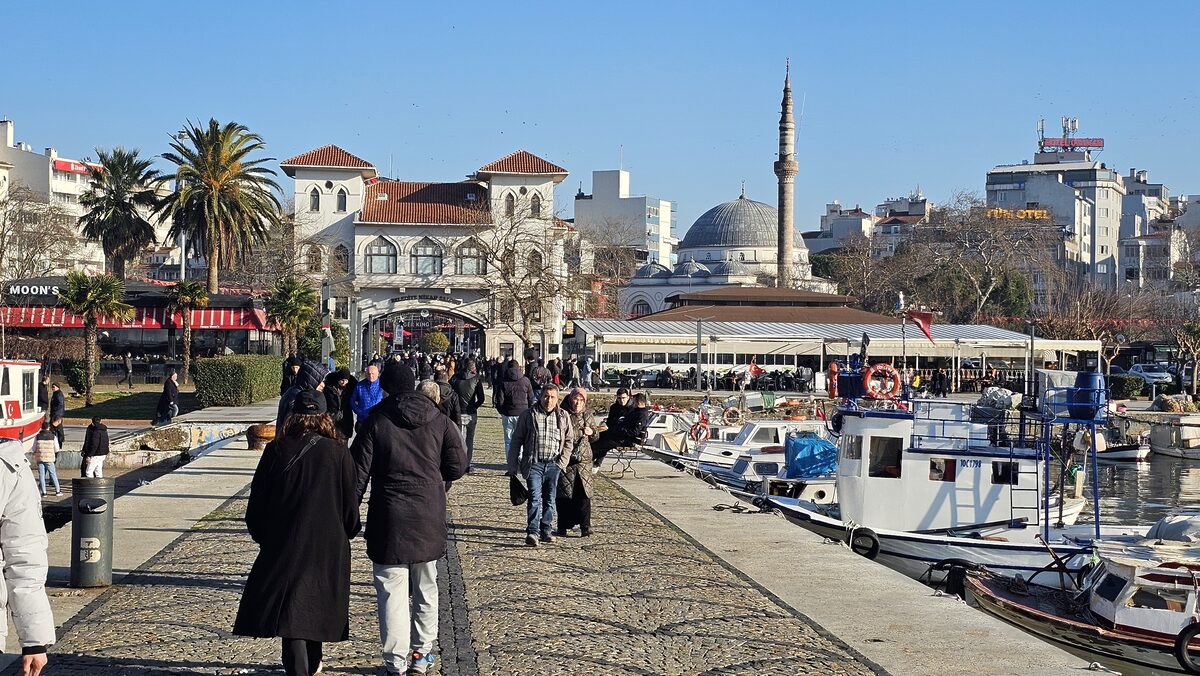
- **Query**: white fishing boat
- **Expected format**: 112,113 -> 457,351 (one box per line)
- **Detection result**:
1098,442 -> 1152,462
1150,416 -> 1200,459
966,515 -> 1200,675
652,419 -> 826,469
768,391 -> 1145,584
0,360 -> 44,451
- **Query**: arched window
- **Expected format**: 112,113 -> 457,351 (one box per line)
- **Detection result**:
333,244 -> 350,273
457,239 -> 486,275
504,193 -> 515,218
527,249 -> 543,273
336,188 -> 347,212
530,193 -> 542,218
306,246 -> 323,273
365,236 -> 397,274
309,187 -> 320,212
410,237 -> 443,275
631,300 -> 652,318
501,249 -> 516,276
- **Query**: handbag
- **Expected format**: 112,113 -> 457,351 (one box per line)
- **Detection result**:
508,475 -> 528,506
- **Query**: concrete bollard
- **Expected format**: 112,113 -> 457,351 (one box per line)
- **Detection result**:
70,477 -> 115,588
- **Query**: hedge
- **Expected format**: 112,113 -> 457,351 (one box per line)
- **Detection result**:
1110,374 -> 1146,400
60,357 -> 98,395
190,355 -> 281,407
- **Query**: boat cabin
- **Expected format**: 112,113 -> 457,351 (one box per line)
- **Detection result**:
1086,539 -> 1200,640
836,400 -> 1044,532
0,360 -> 43,451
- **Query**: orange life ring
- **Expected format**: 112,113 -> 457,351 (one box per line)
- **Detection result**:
688,422 -> 711,443
827,362 -> 839,398
862,363 -> 902,400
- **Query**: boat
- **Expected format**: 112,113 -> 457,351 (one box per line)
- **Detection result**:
965,515 -> 1200,675
721,432 -> 839,505
1151,416 -> 1200,459
768,384 -> 1145,584
0,360 -> 44,452
1098,441 -> 1151,462
657,419 -> 827,469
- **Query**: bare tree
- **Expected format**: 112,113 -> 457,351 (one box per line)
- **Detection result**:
0,184 -> 79,283
1034,279 -> 1149,375
572,216 -> 646,318
1152,296 -> 1200,394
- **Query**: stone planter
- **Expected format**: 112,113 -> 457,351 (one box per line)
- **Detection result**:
247,423 -> 276,451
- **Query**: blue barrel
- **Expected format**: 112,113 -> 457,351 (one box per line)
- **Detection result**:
1068,370 -> 1106,420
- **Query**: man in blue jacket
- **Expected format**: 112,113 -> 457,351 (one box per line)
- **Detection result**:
351,363 -> 384,433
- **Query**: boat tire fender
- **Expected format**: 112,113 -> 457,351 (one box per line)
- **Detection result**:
1175,622 -> 1200,674
1073,562 -> 1095,591
847,527 -> 880,560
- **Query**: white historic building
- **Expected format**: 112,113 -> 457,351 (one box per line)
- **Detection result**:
281,146 -> 572,365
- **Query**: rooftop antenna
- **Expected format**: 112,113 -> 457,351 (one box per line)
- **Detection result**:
388,153 -> 393,179
618,144 -> 624,170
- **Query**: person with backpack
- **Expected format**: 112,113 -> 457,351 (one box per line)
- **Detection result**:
449,358 -> 486,469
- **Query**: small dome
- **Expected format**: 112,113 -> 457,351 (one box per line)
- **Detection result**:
709,260 -> 753,276
634,262 -> 671,279
672,260 -> 711,278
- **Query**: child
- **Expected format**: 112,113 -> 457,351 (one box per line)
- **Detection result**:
82,416 -> 110,478
33,423 -> 61,496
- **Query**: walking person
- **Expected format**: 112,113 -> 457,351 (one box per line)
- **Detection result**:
33,423 -> 60,497
48,384 -> 65,424
555,388 -> 598,537
117,352 -> 135,390
494,359 -> 533,459
276,362 -> 328,431
280,355 -> 301,396
81,417 -> 110,478
155,369 -> 179,425
324,368 -> 357,440
234,391 -> 361,676
351,362 -> 468,676
508,384 -> 572,547
450,358 -> 485,470
0,435 -> 56,674
351,363 -> 384,433
432,368 -> 459,423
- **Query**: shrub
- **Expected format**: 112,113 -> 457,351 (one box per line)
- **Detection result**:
1110,375 -> 1146,400
60,357 -> 98,395
420,330 -> 450,354
190,355 -> 281,407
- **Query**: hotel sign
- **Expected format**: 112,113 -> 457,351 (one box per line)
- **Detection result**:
987,207 -> 1050,221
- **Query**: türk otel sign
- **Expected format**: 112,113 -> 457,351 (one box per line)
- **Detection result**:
987,208 -> 1050,220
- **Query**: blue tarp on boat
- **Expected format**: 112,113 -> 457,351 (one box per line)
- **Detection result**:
784,432 -> 838,479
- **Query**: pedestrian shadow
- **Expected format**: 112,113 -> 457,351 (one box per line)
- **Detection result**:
449,523 -> 524,535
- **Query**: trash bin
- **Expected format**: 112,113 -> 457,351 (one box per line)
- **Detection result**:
70,477 -> 115,588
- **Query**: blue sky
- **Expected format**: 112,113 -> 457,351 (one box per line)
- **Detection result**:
5,1 -> 1200,234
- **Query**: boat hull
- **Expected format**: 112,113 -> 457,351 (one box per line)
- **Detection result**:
1098,443 -> 1151,462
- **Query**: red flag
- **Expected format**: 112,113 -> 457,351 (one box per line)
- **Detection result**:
749,356 -> 764,377
904,311 -> 936,344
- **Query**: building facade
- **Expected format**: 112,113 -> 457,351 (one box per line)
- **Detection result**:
281,146 -> 573,365
573,169 -> 677,264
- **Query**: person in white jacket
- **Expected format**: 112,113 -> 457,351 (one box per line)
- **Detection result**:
0,437 -> 55,674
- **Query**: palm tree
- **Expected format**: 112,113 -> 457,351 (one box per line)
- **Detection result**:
265,277 -> 318,357
156,119 -> 282,293
78,147 -> 163,279
166,280 -> 209,386
57,271 -> 134,406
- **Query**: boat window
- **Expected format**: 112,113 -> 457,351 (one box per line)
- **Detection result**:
753,462 -> 779,477
929,458 -> 956,482
1126,586 -> 1188,612
991,461 -> 1018,485
752,427 -> 778,444
1094,574 -> 1127,603
731,458 -> 749,475
842,435 -> 862,460
868,437 -> 904,478
21,371 -> 33,414
0,368 -> 8,396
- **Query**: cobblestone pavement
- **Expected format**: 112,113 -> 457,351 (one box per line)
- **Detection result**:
29,409 -> 876,675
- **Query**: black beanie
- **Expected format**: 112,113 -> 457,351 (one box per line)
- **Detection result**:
381,362 -> 416,395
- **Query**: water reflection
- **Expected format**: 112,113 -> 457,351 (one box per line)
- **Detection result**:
1084,455 -> 1200,525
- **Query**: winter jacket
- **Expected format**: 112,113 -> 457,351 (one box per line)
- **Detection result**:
351,394 -> 468,564
82,423 -> 110,457
0,438 -> 55,650
450,372 -> 485,415
156,380 -> 178,421
559,405 -> 598,499
324,370 -> 357,439
36,383 -> 48,412
275,362 -> 329,431
49,391 -> 65,421
507,404 -> 573,477
351,378 -> 384,420
32,434 -> 58,464
234,432 -> 360,641
434,378 -> 460,423
494,367 -> 534,417
279,355 -> 301,396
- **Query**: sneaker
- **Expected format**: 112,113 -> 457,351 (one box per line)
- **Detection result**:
540,533 -> 555,544
525,534 -> 538,547
55,491 -> 62,496
407,650 -> 435,675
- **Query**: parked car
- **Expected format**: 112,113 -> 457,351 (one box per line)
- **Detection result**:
1129,363 -> 1173,385
1108,365 -> 1127,375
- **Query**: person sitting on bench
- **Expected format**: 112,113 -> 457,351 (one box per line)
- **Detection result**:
592,393 -> 651,466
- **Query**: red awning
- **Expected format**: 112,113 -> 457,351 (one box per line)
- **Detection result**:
0,306 -> 274,331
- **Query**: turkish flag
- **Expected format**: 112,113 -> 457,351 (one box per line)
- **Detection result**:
905,311 -> 936,344
749,356 -> 765,377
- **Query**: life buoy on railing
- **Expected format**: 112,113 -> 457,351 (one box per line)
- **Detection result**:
862,363 -> 902,400
688,422 -> 710,443
722,407 -> 743,426
827,362 -> 839,398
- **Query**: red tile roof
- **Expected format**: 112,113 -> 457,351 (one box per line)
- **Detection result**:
281,145 -> 374,169
477,150 -> 567,175
359,181 -> 490,225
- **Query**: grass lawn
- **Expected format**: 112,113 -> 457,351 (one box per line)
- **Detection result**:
64,390 -> 201,421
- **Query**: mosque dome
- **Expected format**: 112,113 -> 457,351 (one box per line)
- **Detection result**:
679,195 -> 780,249
709,260 -> 753,277
633,262 -> 672,279
672,260 -> 711,278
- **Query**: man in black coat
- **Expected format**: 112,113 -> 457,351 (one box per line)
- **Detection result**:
49,383 -> 65,422
37,375 -> 49,413
324,369 -> 356,440
493,360 -> 534,462
81,417 -> 110,478
280,355 -> 301,396
155,370 -> 179,425
350,362 -> 467,676
450,358 -> 486,470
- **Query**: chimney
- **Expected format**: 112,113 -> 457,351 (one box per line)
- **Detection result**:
44,147 -> 56,159
0,120 -> 12,148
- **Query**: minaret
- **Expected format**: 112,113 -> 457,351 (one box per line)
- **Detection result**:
773,61 -> 798,288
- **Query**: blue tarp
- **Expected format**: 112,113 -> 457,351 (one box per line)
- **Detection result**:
784,432 -> 838,479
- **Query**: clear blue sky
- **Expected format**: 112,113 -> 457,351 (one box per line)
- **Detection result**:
5,1 -> 1200,235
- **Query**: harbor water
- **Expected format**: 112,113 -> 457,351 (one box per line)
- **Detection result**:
1085,454 -> 1200,525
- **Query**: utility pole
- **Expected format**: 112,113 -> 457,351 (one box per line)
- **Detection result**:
685,313 -> 715,390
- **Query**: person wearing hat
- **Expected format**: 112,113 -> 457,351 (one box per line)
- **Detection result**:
280,355 -> 302,396
555,387 -> 598,537
234,390 -> 361,676
351,362 -> 467,676
276,362 -> 329,431
323,368 -> 357,440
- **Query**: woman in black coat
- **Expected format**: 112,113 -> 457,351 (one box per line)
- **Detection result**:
234,391 -> 361,676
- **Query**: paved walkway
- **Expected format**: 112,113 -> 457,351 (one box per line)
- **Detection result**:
29,411 -> 876,675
